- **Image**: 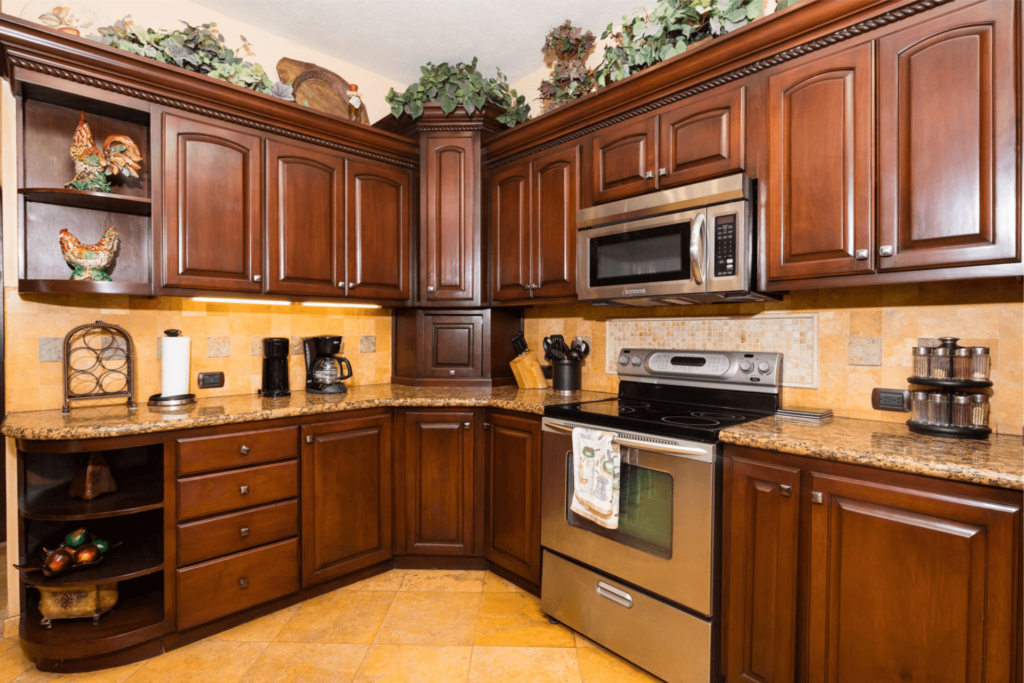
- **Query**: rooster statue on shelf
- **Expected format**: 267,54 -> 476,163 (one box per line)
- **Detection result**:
59,226 -> 119,281
65,112 -> 144,193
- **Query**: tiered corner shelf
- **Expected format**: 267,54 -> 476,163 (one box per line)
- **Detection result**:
906,376 -> 993,440
19,534 -> 164,588
20,476 -> 163,521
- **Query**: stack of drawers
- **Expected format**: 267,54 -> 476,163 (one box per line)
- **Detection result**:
175,426 -> 301,630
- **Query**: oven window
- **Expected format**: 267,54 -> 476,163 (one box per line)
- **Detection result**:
589,221 -> 690,288
564,452 -> 673,559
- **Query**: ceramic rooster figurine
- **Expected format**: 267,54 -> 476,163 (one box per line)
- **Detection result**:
59,226 -> 119,281
65,113 -> 143,193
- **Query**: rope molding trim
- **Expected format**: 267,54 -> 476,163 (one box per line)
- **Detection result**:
489,0 -> 953,168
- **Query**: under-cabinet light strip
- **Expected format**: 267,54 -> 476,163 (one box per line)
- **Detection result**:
299,302 -> 381,309
191,297 -> 381,309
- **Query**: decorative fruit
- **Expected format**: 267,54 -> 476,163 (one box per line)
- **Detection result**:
93,539 -> 109,553
65,528 -> 89,548
43,548 -> 74,575
73,544 -> 101,564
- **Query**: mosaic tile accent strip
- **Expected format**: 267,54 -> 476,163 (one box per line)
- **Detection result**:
605,313 -> 818,388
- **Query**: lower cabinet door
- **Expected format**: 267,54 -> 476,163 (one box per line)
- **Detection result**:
403,411 -> 476,555
484,412 -> 542,583
176,538 -> 299,630
723,455 -> 801,683
806,472 -> 1020,683
301,414 -> 393,586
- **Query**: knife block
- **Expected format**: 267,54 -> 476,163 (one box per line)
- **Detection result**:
510,352 -> 548,389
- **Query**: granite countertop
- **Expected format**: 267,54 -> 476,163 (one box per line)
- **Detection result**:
1,384 -> 614,442
720,416 -> 1024,491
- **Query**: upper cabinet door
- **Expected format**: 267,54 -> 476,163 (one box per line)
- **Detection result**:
162,113 -> 263,292
490,161 -> 532,302
532,145 -> 578,299
346,159 -> 411,301
585,115 -> 658,206
876,1 -> 1018,271
265,140 -> 345,297
766,43 -> 874,281
423,136 -> 478,303
658,84 -> 745,189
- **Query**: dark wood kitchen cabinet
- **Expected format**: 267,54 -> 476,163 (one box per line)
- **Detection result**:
346,159 -> 412,301
301,412 -> 393,586
722,445 -> 1022,683
400,410 -> 479,556
875,0 -> 1018,272
658,83 -> 745,189
161,111 -> 263,292
765,42 -> 875,281
491,160 -> 532,302
483,411 -> 542,584
265,140 -> 345,297
584,114 -> 658,206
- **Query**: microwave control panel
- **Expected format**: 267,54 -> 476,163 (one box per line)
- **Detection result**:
713,214 -> 737,277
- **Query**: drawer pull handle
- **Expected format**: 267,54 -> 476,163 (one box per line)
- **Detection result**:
811,491 -> 823,504
780,484 -> 792,498
463,422 -> 471,429
596,581 -> 633,609
240,527 -> 250,538
240,485 -> 249,495
240,445 -> 250,455
306,435 -> 314,444
239,578 -> 249,589
449,370 -> 456,376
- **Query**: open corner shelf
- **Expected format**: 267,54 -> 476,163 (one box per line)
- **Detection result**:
20,590 -> 165,660
20,476 -> 163,522
19,534 -> 164,588
20,188 -> 152,216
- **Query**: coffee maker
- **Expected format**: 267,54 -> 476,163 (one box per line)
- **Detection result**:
303,336 -> 353,394
261,337 -> 290,397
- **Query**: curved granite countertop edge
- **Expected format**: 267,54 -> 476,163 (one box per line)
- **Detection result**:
720,416 -> 1023,491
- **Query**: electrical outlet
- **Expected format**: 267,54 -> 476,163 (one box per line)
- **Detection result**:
871,388 -> 910,412
197,372 -> 225,389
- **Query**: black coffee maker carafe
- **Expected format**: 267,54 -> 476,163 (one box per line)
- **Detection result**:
303,336 -> 353,394
260,337 -> 290,397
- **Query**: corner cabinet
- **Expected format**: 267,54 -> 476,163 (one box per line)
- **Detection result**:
722,445 -> 1022,683
161,111 -> 264,292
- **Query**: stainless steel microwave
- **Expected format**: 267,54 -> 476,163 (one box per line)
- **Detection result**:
576,174 -> 777,305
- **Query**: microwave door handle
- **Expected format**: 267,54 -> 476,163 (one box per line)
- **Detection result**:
690,212 -> 707,285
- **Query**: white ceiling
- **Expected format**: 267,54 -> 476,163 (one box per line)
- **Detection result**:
193,0 -> 641,86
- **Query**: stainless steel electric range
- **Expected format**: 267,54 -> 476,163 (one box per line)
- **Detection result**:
540,348 -> 782,683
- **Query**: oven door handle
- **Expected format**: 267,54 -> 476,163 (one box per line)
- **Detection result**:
596,581 -> 634,609
543,421 -> 713,461
690,212 -> 707,285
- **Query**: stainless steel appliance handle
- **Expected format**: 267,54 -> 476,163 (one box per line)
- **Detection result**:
543,421 -> 712,460
596,581 -> 633,609
690,212 -> 707,285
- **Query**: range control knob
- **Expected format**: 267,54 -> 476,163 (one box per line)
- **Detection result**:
739,361 -> 754,374
758,362 -> 773,375
618,354 -> 629,366
631,356 -> 643,367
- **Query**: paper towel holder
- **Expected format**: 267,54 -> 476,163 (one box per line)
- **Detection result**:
61,320 -> 137,414
148,329 -> 197,409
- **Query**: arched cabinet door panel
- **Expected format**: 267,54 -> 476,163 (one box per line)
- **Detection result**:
584,115 -> 657,206
346,160 -> 412,301
532,145 -> 578,299
658,83 -> 745,189
491,162 -> 532,302
162,112 -> 263,292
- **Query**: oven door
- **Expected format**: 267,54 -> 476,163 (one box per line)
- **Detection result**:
541,419 -> 716,616
577,208 -> 708,301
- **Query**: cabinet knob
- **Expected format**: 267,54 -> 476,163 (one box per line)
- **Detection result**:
239,578 -> 249,589
854,249 -> 868,261
349,282 -> 355,288
240,445 -> 250,455
463,422 -> 471,429
306,435 -> 314,444
523,283 -> 530,291
449,370 -> 456,376
253,274 -> 262,283
779,484 -> 792,498
658,167 -> 667,177
338,281 -> 345,288
644,170 -> 654,179
427,285 -> 435,293
240,485 -> 249,495
879,245 -> 894,257
811,491 -> 823,504
530,284 -> 538,290
240,527 -> 250,538
483,422 -> 490,430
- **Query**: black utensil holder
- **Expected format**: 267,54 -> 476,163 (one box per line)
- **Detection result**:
552,360 -> 581,394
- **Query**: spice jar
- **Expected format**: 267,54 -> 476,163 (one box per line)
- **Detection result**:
930,347 -> 952,379
911,391 -> 931,423
970,393 -> 990,428
928,393 -> 950,426
970,347 -> 991,381
953,347 -> 973,380
912,347 -> 932,378
951,394 -> 973,427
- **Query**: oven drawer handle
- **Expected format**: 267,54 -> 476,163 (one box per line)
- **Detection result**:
596,581 -> 633,609
544,421 -> 710,459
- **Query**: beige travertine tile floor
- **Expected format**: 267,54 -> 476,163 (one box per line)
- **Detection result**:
0,570 -> 662,682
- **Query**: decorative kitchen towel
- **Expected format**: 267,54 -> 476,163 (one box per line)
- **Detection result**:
571,427 -> 621,529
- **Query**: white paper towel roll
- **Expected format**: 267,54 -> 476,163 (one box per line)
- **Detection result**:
161,336 -> 191,397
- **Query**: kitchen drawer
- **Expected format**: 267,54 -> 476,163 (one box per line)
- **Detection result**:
176,538 -> 299,630
541,550 -> 710,683
178,461 -> 298,521
178,426 -> 298,475
177,500 -> 299,566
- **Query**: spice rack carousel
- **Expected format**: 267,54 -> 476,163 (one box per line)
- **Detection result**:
906,337 -> 993,440
905,376 -> 993,439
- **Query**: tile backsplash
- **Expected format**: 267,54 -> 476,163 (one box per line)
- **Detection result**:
5,287 -> 392,413
525,279 -> 1023,435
